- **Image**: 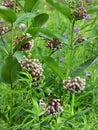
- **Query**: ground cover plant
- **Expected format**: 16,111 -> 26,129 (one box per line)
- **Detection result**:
0,0 -> 98,129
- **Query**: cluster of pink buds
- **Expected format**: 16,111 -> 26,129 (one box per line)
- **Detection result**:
2,0 -> 19,11
63,77 -> 86,93
46,38 -> 62,50
20,56 -> 44,87
73,7 -> 87,20
39,98 -> 63,115
0,25 -> 8,35
14,33 -> 34,51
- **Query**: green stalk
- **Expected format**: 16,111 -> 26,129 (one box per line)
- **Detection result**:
9,83 -> 14,125
62,20 -> 75,103
10,24 -> 14,55
71,93 -> 75,115
66,20 -> 75,78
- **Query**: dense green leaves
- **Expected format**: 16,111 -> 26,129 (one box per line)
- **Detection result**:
87,6 -> 98,14
44,57 -> 64,79
71,55 -> 98,77
32,13 -> 49,27
46,0 -> 72,20
0,56 -> 20,84
0,6 -> 16,23
24,0 -> 40,12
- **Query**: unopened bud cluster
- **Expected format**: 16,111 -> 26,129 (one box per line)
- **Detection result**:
2,0 -> 19,11
39,98 -> 63,115
0,25 -> 8,35
46,38 -> 62,50
73,7 -> 87,20
14,34 -> 34,51
39,99 -> 46,110
74,35 -> 87,45
2,0 -> 14,9
63,77 -> 86,93
20,56 -> 44,87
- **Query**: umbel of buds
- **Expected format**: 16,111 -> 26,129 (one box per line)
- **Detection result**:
46,38 -> 62,50
73,7 -> 87,20
20,56 -> 44,87
0,25 -> 8,35
74,35 -> 87,45
2,0 -> 19,11
39,98 -> 63,115
63,77 -> 86,93
14,34 -> 34,51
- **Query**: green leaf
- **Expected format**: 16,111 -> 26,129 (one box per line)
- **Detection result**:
14,13 -> 36,25
24,0 -> 40,12
71,55 -> 98,77
27,27 -> 67,43
32,13 -> 49,27
46,0 -> 72,20
0,56 -> 21,84
87,6 -> 98,14
44,57 -> 64,79
0,6 -> 16,23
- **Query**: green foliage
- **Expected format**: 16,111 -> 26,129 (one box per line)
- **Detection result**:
0,6 -> 16,23
0,56 -> 20,84
32,13 -> 49,27
46,0 -> 72,20
0,0 -> 98,129
14,13 -> 36,25
44,56 -> 64,79
27,27 -> 67,43
87,5 -> 98,14
71,55 -> 98,77
24,0 -> 41,12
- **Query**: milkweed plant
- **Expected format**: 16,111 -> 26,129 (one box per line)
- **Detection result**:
0,0 -> 98,129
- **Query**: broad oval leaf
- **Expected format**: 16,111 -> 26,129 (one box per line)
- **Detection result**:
32,13 -> 49,27
14,13 -> 36,25
0,56 -> 21,84
46,0 -> 72,20
24,0 -> 40,12
0,6 -> 16,23
44,57 -> 64,79
27,27 -> 67,44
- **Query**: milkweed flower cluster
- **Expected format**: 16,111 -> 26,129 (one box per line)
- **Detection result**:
14,33 -> 34,51
46,38 -> 62,50
0,25 -> 8,35
73,7 -> 87,20
2,0 -> 19,11
20,56 -> 44,87
2,0 -> 14,9
74,35 -> 87,44
63,77 -> 86,93
39,98 -> 63,115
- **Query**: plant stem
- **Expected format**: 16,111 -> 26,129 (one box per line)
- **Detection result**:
72,94 -> 75,115
10,24 -> 14,55
10,83 -> 14,125
62,20 -> 75,103
66,20 -> 75,78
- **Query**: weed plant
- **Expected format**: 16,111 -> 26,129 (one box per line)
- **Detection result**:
0,0 -> 98,129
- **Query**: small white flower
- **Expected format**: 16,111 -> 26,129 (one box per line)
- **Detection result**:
19,23 -> 26,30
